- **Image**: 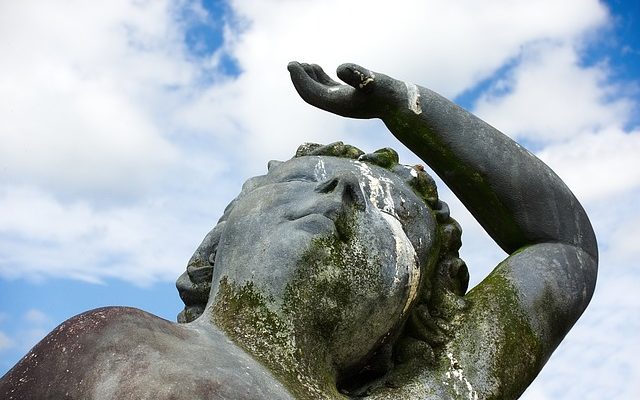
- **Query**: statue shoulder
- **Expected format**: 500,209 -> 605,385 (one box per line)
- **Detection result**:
1,306 -> 293,400
0,307 -> 169,399
440,242 -> 596,399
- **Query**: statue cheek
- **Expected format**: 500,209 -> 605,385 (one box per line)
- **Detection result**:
379,212 -> 421,317
280,211 -> 418,371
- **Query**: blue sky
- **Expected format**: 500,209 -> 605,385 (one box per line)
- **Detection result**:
0,1 -> 639,398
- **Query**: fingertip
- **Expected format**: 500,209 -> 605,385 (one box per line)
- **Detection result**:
337,62 -> 357,71
337,63 -> 374,91
287,61 -> 301,72
336,63 -> 353,78
337,62 -> 365,73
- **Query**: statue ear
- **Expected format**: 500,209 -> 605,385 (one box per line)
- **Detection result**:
439,257 -> 469,296
435,217 -> 468,296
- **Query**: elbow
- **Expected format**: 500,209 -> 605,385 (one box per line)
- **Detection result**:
576,213 -> 599,265
576,244 -> 598,313
553,200 -> 598,262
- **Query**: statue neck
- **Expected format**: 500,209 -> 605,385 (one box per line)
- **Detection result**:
204,276 -> 342,399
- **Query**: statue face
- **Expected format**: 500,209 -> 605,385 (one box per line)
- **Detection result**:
210,156 -> 437,370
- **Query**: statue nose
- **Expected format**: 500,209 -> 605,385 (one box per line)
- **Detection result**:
315,172 -> 367,212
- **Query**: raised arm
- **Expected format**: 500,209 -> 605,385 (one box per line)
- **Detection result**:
288,62 -> 598,397
288,61 -> 596,257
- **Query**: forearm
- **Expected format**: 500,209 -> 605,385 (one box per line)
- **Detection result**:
287,61 -> 596,257
383,87 -> 597,258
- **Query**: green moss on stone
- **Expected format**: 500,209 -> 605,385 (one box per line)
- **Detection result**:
211,208 -> 381,399
358,148 -> 400,169
213,277 -> 337,399
383,110 -> 525,250
452,271 -> 543,399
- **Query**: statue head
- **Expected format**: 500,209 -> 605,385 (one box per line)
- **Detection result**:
176,142 -> 469,389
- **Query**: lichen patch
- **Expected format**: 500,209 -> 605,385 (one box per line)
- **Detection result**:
445,352 -> 478,400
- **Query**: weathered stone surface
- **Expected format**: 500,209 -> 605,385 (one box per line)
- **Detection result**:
0,62 -> 598,399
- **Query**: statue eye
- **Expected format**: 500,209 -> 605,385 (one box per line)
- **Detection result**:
208,250 -> 217,266
282,175 -> 315,183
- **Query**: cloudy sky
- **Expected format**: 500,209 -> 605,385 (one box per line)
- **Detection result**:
0,0 -> 638,397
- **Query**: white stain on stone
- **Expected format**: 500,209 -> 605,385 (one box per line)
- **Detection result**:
353,69 -> 375,89
314,158 -> 327,181
381,212 -> 420,315
405,82 -> 422,114
353,161 -> 397,217
445,352 -> 478,400
348,160 -> 422,316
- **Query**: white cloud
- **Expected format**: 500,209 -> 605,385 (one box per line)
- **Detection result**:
474,42 -> 633,143
0,1 -> 239,284
537,127 -> 640,202
176,0 -> 610,168
521,385 -> 553,400
0,0 -> 638,398
0,0 -> 201,197
520,297 -> 640,399
0,0 -> 621,285
604,212 -> 640,270
0,310 -> 59,358
524,188 -> 640,398
0,184 -> 229,285
23,309 -> 50,325
0,331 -> 13,351
226,0 -> 607,97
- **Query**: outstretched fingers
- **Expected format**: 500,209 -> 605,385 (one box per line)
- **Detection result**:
310,64 -> 340,87
287,61 -> 395,119
300,63 -> 319,82
288,61 -> 334,100
288,61 -> 361,117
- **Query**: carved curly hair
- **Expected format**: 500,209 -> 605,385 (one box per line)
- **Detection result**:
175,142 -> 469,384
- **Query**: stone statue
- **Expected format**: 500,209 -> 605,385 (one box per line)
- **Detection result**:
0,62 -> 598,399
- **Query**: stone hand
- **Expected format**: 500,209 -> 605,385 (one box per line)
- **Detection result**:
287,61 -> 403,119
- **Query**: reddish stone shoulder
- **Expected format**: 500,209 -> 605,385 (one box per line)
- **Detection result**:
0,307 -> 159,399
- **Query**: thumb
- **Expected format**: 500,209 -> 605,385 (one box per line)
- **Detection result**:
337,63 -> 376,93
